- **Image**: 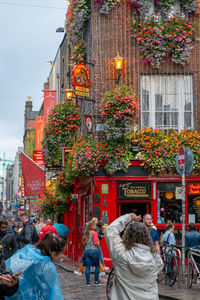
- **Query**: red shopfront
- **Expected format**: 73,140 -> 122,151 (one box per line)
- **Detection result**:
64,162 -> 200,263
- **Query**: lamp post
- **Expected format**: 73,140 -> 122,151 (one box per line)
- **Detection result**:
114,52 -> 123,85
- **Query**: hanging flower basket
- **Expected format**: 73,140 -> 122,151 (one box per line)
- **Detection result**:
101,85 -> 139,140
42,101 -> 81,165
130,15 -> 195,67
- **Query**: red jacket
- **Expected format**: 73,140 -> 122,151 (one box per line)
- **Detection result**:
39,224 -> 58,241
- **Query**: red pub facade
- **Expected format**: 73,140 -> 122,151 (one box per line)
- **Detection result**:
64,160 -> 200,264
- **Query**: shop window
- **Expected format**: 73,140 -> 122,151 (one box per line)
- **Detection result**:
157,182 -> 182,223
141,75 -> 193,131
187,183 -> 200,223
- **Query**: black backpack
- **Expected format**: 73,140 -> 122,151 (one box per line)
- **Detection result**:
32,225 -> 39,244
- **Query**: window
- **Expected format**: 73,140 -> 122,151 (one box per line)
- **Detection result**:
140,75 -> 193,131
157,182 -> 182,224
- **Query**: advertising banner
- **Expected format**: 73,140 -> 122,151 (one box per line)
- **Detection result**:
44,90 -> 57,123
35,116 -> 45,150
21,152 -> 46,196
33,150 -> 45,165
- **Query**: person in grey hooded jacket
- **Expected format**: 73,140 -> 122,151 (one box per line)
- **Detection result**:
105,214 -> 163,300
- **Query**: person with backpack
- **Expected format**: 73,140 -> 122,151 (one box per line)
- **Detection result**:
162,223 -> 176,246
17,214 -> 39,248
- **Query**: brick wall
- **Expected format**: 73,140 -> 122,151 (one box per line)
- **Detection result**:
90,2 -> 200,130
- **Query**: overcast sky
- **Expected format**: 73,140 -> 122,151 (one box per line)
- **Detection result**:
0,0 -> 67,163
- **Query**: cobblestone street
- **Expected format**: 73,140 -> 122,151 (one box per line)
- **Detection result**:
57,266 -> 107,300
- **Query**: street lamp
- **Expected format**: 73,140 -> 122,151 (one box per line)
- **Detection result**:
114,52 -> 123,85
56,27 -> 65,32
65,89 -> 73,100
46,61 -> 53,66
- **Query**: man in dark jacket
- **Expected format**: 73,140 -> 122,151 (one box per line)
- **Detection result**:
0,244 -> 19,299
0,221 -> 17,259
17,213 -> 39,248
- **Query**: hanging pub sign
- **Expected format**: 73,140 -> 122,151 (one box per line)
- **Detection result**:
72,64 -> 90,98
117,181 -> 151,199
188,183 -> 200,195
85,116 -> 93,134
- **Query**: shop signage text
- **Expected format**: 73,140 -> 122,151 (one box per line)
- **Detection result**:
117,181 -> 151,199
188,183 -> 200,195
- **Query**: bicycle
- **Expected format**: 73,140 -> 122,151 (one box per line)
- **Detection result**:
106,267 -> 115,300
187,246 -> 200,288
158,244 -> 178,287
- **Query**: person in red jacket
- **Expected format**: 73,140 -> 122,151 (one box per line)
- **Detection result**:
39,219 -> 58,241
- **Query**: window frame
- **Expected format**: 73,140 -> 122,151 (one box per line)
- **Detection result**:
140,74 -> 194,131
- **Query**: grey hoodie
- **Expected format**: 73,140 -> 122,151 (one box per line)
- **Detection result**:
105,214 -> 163,300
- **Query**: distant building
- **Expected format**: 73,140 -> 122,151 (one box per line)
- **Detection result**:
23,96 -> 39,157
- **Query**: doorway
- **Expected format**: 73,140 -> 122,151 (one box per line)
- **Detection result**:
118,202 -> 150,218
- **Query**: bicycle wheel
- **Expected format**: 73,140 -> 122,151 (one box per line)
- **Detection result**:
106,268 -> 115,300
188,261 -> 194,288
167,255 -> 178,287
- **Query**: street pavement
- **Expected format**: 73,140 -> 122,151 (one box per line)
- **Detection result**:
56,257 -> 200,300
57,266 -> 107,300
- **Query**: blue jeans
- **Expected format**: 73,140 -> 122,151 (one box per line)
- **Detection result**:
84,249 -> 100,283
98,245 -> 105,267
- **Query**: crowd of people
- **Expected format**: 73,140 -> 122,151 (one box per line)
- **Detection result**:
0,213 -> 68,299
0,211 -> 200,299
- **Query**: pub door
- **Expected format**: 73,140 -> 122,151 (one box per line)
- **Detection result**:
118,201 -> 150,218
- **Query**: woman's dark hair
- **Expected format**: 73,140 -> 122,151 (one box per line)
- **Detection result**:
36,232 -> 66,257
188,223 -> 196,231
123,221 -> 155,253
165,223 -> 174,231
98,220 -> 104,227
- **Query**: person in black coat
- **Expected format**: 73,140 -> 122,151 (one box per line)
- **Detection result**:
0,221 -> 17,260
0,244 -> 19,300
17,214 -> 39,249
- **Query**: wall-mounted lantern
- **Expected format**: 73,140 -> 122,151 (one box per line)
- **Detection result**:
114,52 -> 123,84
65,89 -> 73,100
114,52 -> 123,70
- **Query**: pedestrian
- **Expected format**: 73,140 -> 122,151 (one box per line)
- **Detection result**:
18,220 -> 24,234
17,213 -> 39,248
0,244 -> 19,300
162,223 -> 176,246
5,232 -> 66,299
96,220 -> 109,274
105,213 -> 163,300
39,218 -> 58,241
82,220 -> 102,286
143,214 -> 160,254
185,223 -> 200,249
35,217 -> 45,234
0,220 -> 17,259
185,223 -> 200,262
5,217 -> 15,236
